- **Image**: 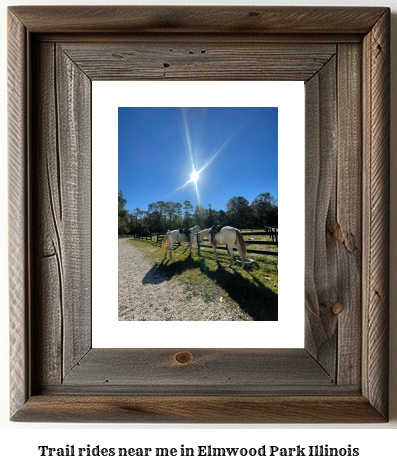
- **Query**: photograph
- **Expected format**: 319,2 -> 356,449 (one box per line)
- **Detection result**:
5,0 -> 394,440
118,107 -> 278,322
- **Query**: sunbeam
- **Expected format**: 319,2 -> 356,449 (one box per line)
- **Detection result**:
182,107 -> 195,169
167,108 -> 243,204
198,124 -> 243,175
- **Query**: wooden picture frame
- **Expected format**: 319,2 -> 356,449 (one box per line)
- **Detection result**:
8,6 -> 390,423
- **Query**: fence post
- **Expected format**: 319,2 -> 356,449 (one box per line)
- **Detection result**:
197,233 -> 200,256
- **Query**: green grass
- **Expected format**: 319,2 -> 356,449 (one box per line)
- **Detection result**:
127,238 -> 278,321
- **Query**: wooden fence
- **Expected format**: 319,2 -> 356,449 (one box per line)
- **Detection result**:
264,226 -> 278,245
134,228 -> 278,257
133,232 -> 181,244
133,232 -> 154,241
197,227 -> 278,257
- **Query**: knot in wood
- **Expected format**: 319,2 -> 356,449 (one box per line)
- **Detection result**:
174,351 -> 194,365
333,225 -> 344,244
331,302 -> 344,316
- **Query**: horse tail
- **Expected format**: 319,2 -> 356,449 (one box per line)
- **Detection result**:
161,233 -> 169,252
235,229 -> 247,259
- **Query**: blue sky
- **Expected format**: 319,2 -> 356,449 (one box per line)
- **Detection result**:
118,107 -> 278,213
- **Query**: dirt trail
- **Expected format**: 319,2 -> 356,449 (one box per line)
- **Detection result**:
118,238 -> 244,321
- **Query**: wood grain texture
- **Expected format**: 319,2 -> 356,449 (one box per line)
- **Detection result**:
34,33 -> 363,45
335,44 -> 362,386
8,10 -> 29,419
304,43 -> 363,386
31,42 -> 91,388
62,348 -> 333,391
56,45 -> 91,377
8,6 -> 390,423
60,43 -> 335,81
362,9 -> 390,419
9,6 -> 387,34
11,396 -> 386,424
304,56 -> 338,378
32,42 -> 63,387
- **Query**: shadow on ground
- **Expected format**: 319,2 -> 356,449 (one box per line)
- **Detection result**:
142,248 -> 277,321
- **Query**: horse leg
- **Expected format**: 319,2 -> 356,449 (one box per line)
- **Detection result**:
228,245 -> 234,267
212,245 -> 218,263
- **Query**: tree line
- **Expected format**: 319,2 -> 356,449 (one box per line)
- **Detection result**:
118,190 -> 278,235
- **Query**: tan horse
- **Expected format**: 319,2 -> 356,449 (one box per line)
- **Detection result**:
161,225 -> 201,259
198,226 -> 247,268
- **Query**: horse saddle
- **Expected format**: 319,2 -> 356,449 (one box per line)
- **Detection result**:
179,228 -> 191,237
210,224 -> 223,234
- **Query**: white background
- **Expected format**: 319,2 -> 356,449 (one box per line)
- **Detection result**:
1,0 -> 396,470
92,81 -> 304,348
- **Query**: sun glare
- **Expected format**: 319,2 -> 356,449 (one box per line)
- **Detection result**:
190,169 -> 199,184
168,108 -> 237,202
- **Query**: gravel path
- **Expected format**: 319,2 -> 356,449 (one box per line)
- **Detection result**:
118,238 -> 245,321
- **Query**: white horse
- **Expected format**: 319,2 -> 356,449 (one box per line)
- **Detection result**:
198,226 -> 247,268
161,225 -> 201,259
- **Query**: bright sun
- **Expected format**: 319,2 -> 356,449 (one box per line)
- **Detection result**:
190,169 -> 199,184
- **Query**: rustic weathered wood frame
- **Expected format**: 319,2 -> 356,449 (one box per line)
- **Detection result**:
8,6 -> 390,423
